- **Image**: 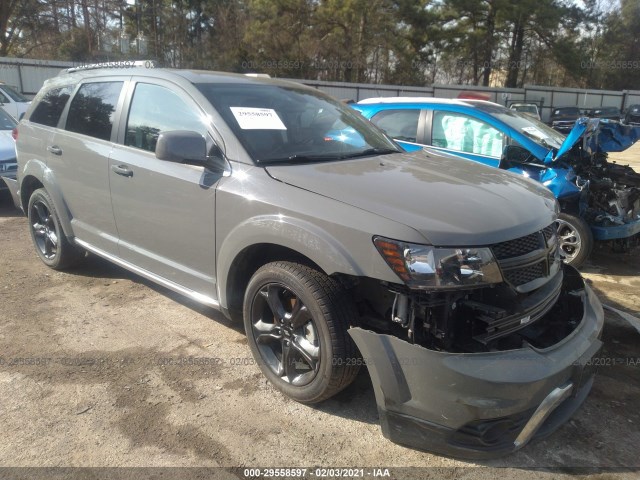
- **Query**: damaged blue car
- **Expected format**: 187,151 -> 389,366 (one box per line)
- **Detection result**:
353,98 -> 640,267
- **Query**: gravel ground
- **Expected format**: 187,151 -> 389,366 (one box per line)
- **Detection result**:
0,147 -> 639,479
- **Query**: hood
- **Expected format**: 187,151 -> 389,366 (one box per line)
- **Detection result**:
265,150 -> 556,246
544,117 -> 640,165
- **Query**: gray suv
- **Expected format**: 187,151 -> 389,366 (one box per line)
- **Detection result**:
5,65 -> 604,459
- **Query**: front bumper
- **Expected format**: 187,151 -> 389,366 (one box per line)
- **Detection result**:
590,217 -> 640,241
348,265 -> 604,459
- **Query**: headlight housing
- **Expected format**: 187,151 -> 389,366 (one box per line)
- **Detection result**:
373,236 -> 503,289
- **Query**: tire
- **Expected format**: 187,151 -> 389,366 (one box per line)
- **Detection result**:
243,261 -> 360,404
556,213 -> 593,268
27,188 -> 84,270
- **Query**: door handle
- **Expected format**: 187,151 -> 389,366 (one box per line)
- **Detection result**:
47,145 -> 62,155
111,165 -> 133,177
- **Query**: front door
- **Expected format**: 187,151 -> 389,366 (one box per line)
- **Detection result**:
430,110 -> 505,167
109,80 -> 222,296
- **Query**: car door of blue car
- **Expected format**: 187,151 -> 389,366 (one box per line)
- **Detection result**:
425,109 -> 505,167
367,107 -> 426,152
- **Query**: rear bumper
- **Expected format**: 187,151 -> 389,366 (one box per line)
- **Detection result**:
348,265 -> 604,459
0,176 -> 21,210
590,217 -> 640,240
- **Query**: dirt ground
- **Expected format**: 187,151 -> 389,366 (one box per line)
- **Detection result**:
0,148 -> 639,479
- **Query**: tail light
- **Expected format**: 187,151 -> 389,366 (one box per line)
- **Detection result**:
11,127 -> 18,141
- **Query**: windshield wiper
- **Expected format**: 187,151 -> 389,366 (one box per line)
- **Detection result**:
258,154 -> 345,165
338,148 -> 399,159
259,148 -> 399,165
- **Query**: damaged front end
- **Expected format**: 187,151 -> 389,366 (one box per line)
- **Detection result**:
350,224 -> 604,458
548,119 -> 640,247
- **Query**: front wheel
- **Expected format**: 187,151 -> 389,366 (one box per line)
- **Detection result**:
243,261 -> 360,404
556,213 -> 593,268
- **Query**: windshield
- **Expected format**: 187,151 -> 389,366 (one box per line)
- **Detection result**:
473,102 -> 565,150
0,109 -> 17,130
196,82 -> 400,164
553,107 -> 580,116
513,105 -> 537,115
0,85 -> 28,102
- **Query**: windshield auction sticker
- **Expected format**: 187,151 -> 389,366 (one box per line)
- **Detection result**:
230,107 -> 287,130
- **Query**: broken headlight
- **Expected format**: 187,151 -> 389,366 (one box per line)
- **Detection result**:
374,236 -> 503,289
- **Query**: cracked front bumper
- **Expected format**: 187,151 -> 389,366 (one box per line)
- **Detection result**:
348,266 -> 604,459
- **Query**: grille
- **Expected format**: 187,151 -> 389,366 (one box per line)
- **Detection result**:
492,223 -> 558,289
502,261 -> 545,287
492,231 -> 543,260
542,224 -> 555,243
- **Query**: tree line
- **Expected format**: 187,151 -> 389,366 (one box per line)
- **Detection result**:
1,0 -> 639,90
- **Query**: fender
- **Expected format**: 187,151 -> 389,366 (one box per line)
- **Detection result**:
20,158 -> 75,238
216,214 -> 368,310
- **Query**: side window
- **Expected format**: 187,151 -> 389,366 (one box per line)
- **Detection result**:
370,109 -> 420,142
66,82 -> 123,141
125,83 -> 208,152
432,111 -> 504,158
0,90 -> 9,103
29,86 -> 74,127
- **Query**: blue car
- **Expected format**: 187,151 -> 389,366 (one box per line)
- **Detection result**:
353,97 -> 640,267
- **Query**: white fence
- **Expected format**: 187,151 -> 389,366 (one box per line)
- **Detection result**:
2,57 -> 639,122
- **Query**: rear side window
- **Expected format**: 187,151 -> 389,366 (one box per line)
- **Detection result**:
66,82 -> 123,141
125,83 -> 207,152
370,109 -> 420,142
30,86 -> 74,127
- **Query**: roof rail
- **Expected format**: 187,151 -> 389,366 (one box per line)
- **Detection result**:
62,60 -> 157,74
244,73 -> 271,78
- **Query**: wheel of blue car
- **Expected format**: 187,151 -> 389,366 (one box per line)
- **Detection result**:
557,213 -> 593,268
27,188 -> 84,270
243,261 -> 360,404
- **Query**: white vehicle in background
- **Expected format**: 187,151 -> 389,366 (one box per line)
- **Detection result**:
509,103 -> 541,120
0,82 -> 30,120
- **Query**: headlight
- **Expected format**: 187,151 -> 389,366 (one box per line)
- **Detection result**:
373,236 -> 503,289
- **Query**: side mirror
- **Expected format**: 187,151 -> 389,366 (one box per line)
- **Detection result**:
499,145 -> 533,169
156,130 -> 207,165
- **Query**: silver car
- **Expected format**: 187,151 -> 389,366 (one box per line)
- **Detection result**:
0,108 -> 17,194
0,82 -> 30,121
6,64 -> 604,459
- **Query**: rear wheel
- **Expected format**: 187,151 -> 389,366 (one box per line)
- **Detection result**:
27,188 -> 84,269
556,213 -> 593,268
243,261 -> 360,404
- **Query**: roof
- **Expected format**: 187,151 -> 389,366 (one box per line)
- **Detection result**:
45,64 -> 309,93
356,97 -> 505,110
357,97 -> 470,106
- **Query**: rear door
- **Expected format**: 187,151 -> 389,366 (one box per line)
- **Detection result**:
368,108 -> 425,152
48,79 -> 126,253
109,79 -> 221,296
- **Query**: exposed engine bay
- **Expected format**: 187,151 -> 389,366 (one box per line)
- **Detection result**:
573,152 -> 640,247
354,266 -> 585,354
553,119 -> 640,248
352,225 -> 587,354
